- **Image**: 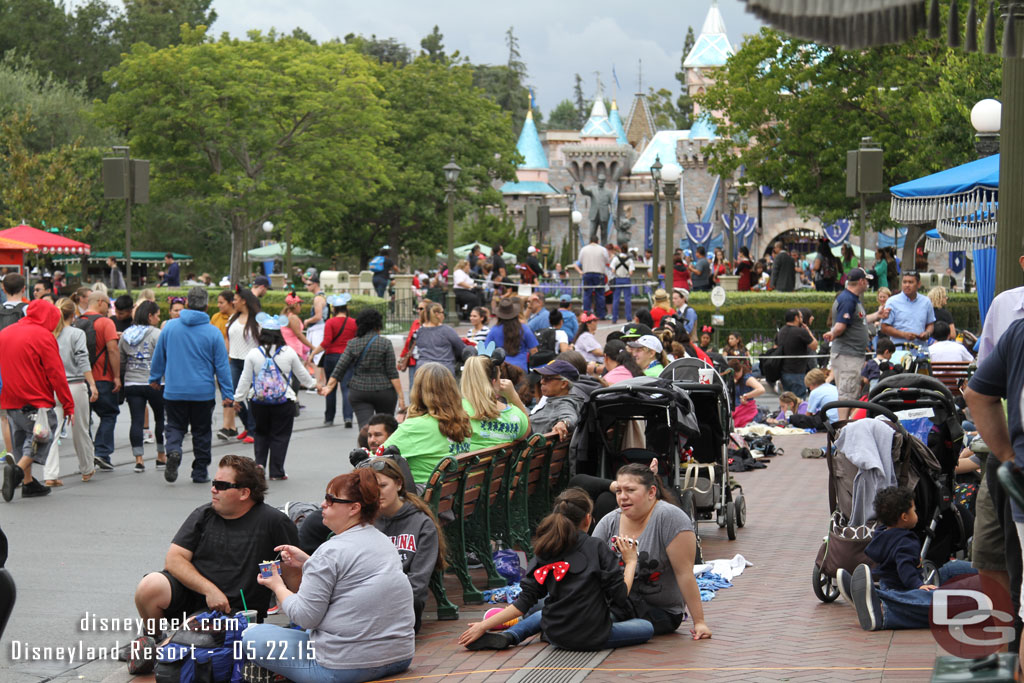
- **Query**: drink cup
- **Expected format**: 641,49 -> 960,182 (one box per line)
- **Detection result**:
237,609 -> 258,627
258,560 -> 279,579
698,368 -> 714,385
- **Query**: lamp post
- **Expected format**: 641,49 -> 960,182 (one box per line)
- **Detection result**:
661,164 -> 680,290
443,156 -> 461,321
571,210 -> 583,263
261,221 -> 274,282
566,190 -> 576,261
650,156 -> 662,285
726,184 -> 739,262
968,99 -> 1001,293
112,145 -> 132,293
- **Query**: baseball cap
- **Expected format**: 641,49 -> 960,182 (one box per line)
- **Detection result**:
846,267 -> 867,282
559,293 -> 572,304
620,323 -> 653,340
528,245 -> 537,254
532,359 -> 580,383
627,334 -> 664,354
253,275 -> 272,290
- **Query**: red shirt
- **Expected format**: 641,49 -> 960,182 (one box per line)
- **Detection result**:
651,307 -> 675,328
80,311 -> 118,382
321,315 -> 357,355
0,300 -> 74,415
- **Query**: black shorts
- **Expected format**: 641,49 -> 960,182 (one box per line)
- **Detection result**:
158,570 -> 210,620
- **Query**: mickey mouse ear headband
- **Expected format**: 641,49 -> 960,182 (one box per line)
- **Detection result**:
328,293 -> 351,308
255,312 -> 289,331
461,340 -> 507,366
701,325 -> 714,334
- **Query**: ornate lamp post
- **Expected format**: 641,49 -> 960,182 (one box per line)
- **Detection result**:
972,98 -> 1001,158
261,220 -> 274,283
443,156 -> 461,321
566,189 -> 577,262
726,185 -> 739,262
661,164 -> 680,292
650,156 -> 663,286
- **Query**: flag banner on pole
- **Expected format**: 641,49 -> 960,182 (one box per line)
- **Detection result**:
823,219 -> 852,246
949,251 -> 966,274
644,204 -> 653,251
687,222 -> 714,244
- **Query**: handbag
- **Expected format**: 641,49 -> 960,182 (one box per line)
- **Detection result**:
398,329 -> 416,372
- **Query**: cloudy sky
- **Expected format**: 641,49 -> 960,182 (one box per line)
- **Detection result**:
166,0 -> 766,117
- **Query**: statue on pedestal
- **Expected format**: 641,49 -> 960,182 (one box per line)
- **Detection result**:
579,174 -> 614,244
617,204 -> 637,248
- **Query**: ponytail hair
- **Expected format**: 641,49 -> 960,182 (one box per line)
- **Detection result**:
533,487 -> 593,558
616,462 -> 677,504
327,468 -> 380,525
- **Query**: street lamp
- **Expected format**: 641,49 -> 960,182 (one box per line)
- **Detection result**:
443,156 -> 461,321
726,185 -> 740,262
571,210 -> 583,262
566,190 -> 576,261
650,156 -> 663,285
262,221 -> 274,234
971,98 -> 1001,157
661,164 -> 680,293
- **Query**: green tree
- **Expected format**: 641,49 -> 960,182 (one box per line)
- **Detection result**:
420,25 -> 445,62
114,0 -> 216,50
344,33 -> 412,66
698,27 -> 1001,224
97,30 -> 391,283
547,99 -> 579,129
573,73 -> 588,127
647,87 -> 680,130
469,27 -> 539,133
675,26 -> 696,130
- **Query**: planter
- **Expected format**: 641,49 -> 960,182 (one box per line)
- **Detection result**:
718,275 -> 740,292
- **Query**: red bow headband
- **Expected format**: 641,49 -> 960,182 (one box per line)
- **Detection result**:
533,561 -> 569,584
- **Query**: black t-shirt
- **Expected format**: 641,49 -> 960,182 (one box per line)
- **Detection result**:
775,324 -> 814,374
492,253 -> 507,281
114,316 -> 132,333
934,308 -> 954,326
525,255 -> 543,277
171,502 -> 299,615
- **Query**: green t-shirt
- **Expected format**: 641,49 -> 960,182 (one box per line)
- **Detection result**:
462,398 -> 529,451
643,363 -> 664,377
382,414 -> 471,483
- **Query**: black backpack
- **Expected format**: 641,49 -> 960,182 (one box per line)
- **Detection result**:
72,314 -> 109,374
0,302 -> 27,333
530,328 -> 558,368
759,345 -> 784,384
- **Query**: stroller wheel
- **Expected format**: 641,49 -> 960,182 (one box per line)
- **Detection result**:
726,501 -> 737,540
922,560 -> 938,585
812,563 -> 840,603
734,494 -> 747,528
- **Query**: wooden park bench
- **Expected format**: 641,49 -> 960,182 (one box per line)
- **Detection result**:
930,361 -> 974,397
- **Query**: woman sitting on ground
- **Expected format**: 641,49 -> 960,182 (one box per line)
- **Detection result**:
592,463 -> 712,639
382,362 -> 473,484
370,457 -> 446,634
244,469 -> 415,683
730,358 -> 765,428
460,353 -> 530,449
458,488 -> 653,651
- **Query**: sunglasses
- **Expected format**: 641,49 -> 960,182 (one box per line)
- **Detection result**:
211,480 -> 242,491
324,492 -> 356,506
369,459 -> 391,472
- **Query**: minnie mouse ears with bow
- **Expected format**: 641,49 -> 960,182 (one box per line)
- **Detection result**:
255,312 -> 290,331
461,340 -> 507,366
701,325 -> 714,334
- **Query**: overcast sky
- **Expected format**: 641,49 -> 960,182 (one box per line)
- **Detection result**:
139,0 -> 767,117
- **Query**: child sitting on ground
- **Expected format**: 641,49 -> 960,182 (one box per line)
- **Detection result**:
861,337 -> 897,391
838,486 -> 975,631
765,391 -> 807,427
457,488 -> 653,651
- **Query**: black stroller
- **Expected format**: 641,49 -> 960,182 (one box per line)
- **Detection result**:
569,376 -> 705,553
811,390 -> 966,603
660,357 -> 747,542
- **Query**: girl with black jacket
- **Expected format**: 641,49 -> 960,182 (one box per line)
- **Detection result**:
458,488 -> 653,651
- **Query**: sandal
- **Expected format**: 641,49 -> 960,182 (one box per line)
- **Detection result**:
44,479 -> 63,487
82,472 -> 94,482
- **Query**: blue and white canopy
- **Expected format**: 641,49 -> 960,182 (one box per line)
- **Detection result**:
889,153 -> 999,224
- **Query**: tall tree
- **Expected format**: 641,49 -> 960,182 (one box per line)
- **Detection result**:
573,73 -> 587,128
114,0 -> 216,50
344,33 -> 411,66
675,26 -> 696,130
97,30 -> 391,283
547,99 -> 578,129
420,25 -> 445,62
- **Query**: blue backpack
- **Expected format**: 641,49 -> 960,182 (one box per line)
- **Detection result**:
369,255 -> 386,272
154,611 -> 246,683
252,348 -> 290,405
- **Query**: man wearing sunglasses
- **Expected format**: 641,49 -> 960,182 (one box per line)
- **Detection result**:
132,455 -> 299,640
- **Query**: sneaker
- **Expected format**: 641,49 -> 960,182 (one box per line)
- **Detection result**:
836,567 -> 853,604
134,462 -> 145,473
144,431 -> 155,444
164,451 -> 181,483
3,463 -> 23,502
217,428 -> 238,441
801,447 -> 824,459
465,632 -> 514,651
344,421 -> 352,429
322,420 -> 333,427
94,456 -> 115,471
466,552 -> 484,569
193,475 -> 210,484
22,479 -> 51,498
236,430 -> 249,441
270,474 -> 288,481
851,563 -> 883,631
2,452 -> 14,468
155,459 -> 166,470
126,635 -> 157,675
266,603 -> 280,616
243,436 -> 254,444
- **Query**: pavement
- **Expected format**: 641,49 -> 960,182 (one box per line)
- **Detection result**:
0,322 -> 951,682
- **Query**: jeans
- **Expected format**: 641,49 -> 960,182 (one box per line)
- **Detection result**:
582,272 -> 605,318
372,274 -> 389,298
125,385 -> 164,456
611,277 -> 632,322
321,354 -> 352,423
242,624 -> 412,683
164,399 -> 215,480
781,372 -> 808,398
90,380 -> 120,463
505,610 -> 654,648
250,401 -> 295,478
347,387 -> 398,429
879,560 -> 976,629
229,358 -> 254,433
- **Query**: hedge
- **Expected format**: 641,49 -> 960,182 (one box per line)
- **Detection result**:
104,288 -> 387,322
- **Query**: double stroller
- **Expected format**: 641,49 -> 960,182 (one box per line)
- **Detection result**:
812,374 -> 967,602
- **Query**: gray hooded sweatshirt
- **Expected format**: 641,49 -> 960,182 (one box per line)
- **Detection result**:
118,325 -> 161,386
373,500 -> 439,609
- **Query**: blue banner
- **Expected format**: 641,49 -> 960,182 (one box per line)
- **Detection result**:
948,251 -> 965,274
644,203 -> 653,252
686,222 -> 714,244
824,219 -> 852,246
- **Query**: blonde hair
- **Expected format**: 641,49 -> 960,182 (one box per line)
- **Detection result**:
91,282 -> 108,296
877,287 -> 891,299
408,362 -> 473,442
805,368 -> 827,388
928,286 -> 947,308
53,297 -> 76,337
460,355 -> 500,421
455,259 -> 469,271
779,391 -> 800,410
653,288 -> 672,312
136,288 -> 156,307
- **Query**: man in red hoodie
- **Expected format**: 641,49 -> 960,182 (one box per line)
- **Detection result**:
0,299 -> 75,501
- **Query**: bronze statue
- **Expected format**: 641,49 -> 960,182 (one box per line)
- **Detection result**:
579,174 -> 614,244
617,204 -> 637,248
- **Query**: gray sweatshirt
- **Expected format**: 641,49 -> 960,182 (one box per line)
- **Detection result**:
530,391 -> 584,434
373,501 -> 439,609
281,523 -> 414,669
118,325 -> 161,386
57,326 -> 91,383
